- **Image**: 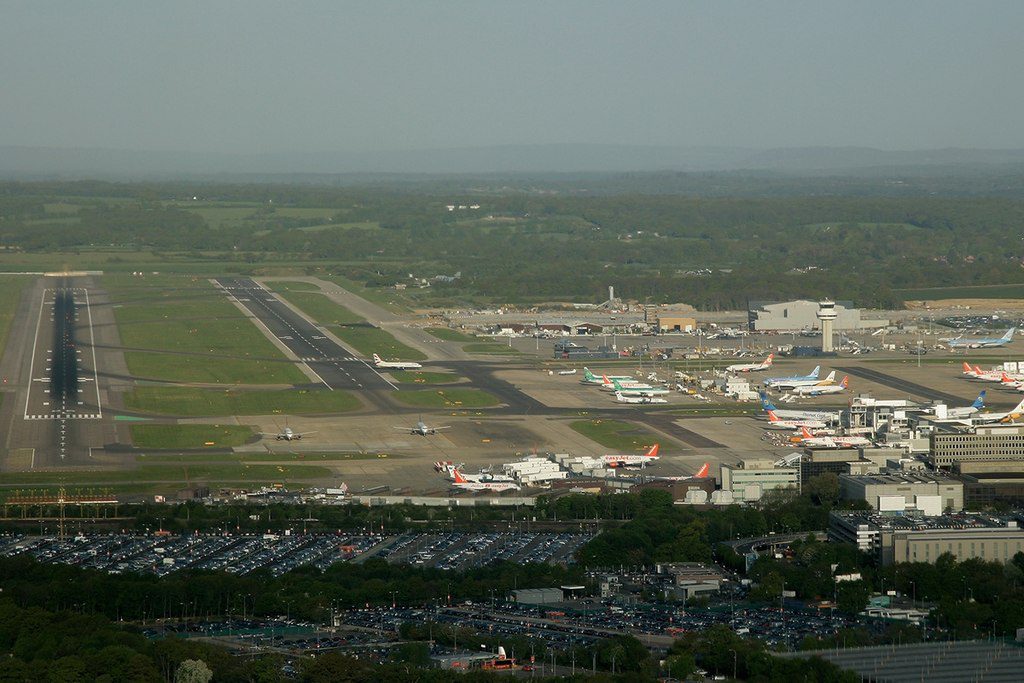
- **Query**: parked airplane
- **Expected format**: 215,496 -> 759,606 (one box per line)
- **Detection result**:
602,443 -> 660,468
606,379 -> 670,396
450,469 -> 520,491
650,462 -> 711,481
758,392 -> 840,422
441,464 -> 515,483
372,353 -> 422,370
615,391 -> 668,404
764,411 -> 829,430
395,418 -> 451,436
962,363 -> 1001,380
789,375 -> 849,397
725,353 -> 774,373
798,427 -> 872,448
558,369 -> 578,375
599,375 -> 655,392
262,427 -> 316,441
928,391 -> 986,418
768,369 -> 834,391
948,328 -> 1015,349
764,365 -> 820,389
962,396 -> 1024,424
581,367 -> 633,385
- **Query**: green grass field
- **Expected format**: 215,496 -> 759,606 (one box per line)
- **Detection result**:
0,276 -> 30,359
124,387 -> 361,416
896,283 -> 1024,300
388,370 -> 463,385
0,463 -> 333,487
110,275 -> 307,384
130,424 -> 256,449
267,280 -> 321,292
271,286 -> 365,325
326,275 -> 409,313
462,342 -> 521,354
333,325 -> 426,360
393,388 -> 500,408
425,327 -> 477,342
569,419 -> 664,452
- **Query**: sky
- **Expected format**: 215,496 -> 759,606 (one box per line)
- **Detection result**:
2,0 -> 1023,154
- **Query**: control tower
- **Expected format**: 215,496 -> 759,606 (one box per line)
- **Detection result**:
817,299 -> 837,353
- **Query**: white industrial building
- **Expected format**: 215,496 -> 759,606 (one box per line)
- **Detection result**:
720,458 -> 800,501
502,456 -> 568,485
838,472 -> 964,513
748,299 -> 888,332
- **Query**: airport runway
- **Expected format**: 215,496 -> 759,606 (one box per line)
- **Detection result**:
216,278 -> 396,393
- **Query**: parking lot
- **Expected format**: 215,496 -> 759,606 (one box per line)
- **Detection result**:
0,531 -> 591,576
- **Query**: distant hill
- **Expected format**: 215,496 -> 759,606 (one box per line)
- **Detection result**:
3,143 -> 1024,179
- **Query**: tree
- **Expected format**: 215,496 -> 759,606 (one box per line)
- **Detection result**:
174,660 -> 212,683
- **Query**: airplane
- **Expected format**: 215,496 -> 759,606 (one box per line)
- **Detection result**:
558,369 -> 578,375
599,374 -> 655,392
649,462 -> 711,481
758,392 -> 840,422
262,427 -> 316,441
581,367 -> 633,385
725,353 -> 774,373
764,411 -> 829,430
764,365 -> 820,389
439,463 -> 515,483
615,390 -> 668,404
798,427 -> 871,448
961,396 -> 1024,424
927,391 -> 986,418
962,362 -> 1001,380
372,353 -> 422,370
606,379 -> 670,396
450,468 -> 520,491
1000,374 -> 1024,392
948,327 -> 1015,349
602,443 -> 660,468
767,369 -> 834,391
395,418 -> 451,436
789,375 -> 850,397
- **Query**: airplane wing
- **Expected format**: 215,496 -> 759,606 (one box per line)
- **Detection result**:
293,431 -> 317,437
433,426 -> 453,431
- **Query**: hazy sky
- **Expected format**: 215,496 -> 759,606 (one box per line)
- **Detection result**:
3,1 -> 1023,153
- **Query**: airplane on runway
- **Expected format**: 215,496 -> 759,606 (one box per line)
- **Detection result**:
725,353 -> 774,373
602,443 -> 660,468
798,427 -> 872,448
948,328 -> 1015,349
764,365 -> 820,389
765,411 -> 830,430
789,375 -> 850,397
372,353 -> 422,370
395,418 -> 451,436
262,427 -> 316,441
767,369 -> 834,391
450,469 -> 520,491
581,368 -> 633,385
758,392 -> 840,423
615,391 -> 668,404
606,379 -> 670,397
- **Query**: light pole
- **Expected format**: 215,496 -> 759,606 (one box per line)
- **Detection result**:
730,648 -> 737,680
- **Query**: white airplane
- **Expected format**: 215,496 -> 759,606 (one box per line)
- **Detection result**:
262,427 -> 316,441
650,462 -> 711,481
758,392 -> 840,423
764,365 -> 820,389
451,469 -> 520,491
927,392 -> 986,418
789,375 -> 850,397
372,353 -> 422,370
768,369 -> 834,391
764,411 -> 829,430
605,379 -> 670,396
581,368 -> 633,385
558,369 -> 578,375
798,427 -> 871,448
442,465 -> 515,483
599,374 -> 655,392
615,391 -> 668,404
725,353 -> 774,373
963,396 -> 1024,424
962,362 -> 1001,381
395,418 -> 451,436
602,443 -> 660,468
948,328 -> 1015,349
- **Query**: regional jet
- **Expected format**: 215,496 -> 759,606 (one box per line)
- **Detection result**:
581,368 -> 633,385
372,353 -> 423,370
395,419 -> 451,436
262,427 -> 316,441
605,378 -> 670,396
764,365 -> 820,389
758,392 -> 840,423
450,469 -> 520,491
948,328 -> 1015,349
789,375 -> 849,397
615,391 -> 668,404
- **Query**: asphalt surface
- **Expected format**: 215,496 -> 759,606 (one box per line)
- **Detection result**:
836,365 -> 966,405
216,278 -> 395,393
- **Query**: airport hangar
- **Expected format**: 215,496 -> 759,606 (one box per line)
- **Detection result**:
748,299 -> 889,331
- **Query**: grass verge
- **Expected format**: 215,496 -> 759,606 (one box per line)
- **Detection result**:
130,424 -> 255,449
393,388 -> 500,408
334,325 -> 426,360
124,387 -> 361,416
569,419 -> 663,452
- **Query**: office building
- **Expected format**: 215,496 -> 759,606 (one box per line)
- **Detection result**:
720,458 -> 800,502
838,472 -> 964,513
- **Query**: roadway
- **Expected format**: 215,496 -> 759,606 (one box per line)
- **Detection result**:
215,278 -> 396,393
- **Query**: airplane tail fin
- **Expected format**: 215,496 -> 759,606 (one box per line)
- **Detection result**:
962,362 -> 974,374
840,376 -> 849,389
823,370 -> 836,383
372,353 -> 382,363
645,443 -> 660,458
767,410 -> 780,422
972,391 -> 986,409
800,426 -> 813,439
764,353 -> 774,366
584,367 -> 595,380
1005,327 -> 1016,340
759,391 -> 777,412
452,469 -> 468,484
809,365 -> 820,378
694,462 -> 710,478
974,365 -> 984,375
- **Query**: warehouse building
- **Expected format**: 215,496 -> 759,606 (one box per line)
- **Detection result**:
838,472 -> 964,513
748,299 -> 888,332
829,511 -> 1024,565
